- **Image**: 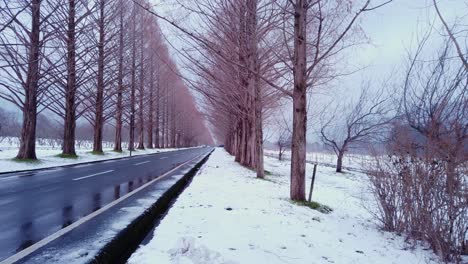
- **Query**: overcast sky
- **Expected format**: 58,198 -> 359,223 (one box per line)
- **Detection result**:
152,0 -> 466,87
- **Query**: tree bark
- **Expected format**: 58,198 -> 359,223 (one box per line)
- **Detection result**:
17,0 -> 41,160
336,150 -> 344,173
137,27 -> 145,150
62,0 -> 77,157
147,54 -> 154,148
170,90 -> 176,147
164,86 -> 169,148
128,3 -> 137,151
114,0 -> 125,152
137,43 -> 145,149
247,0 -> 264,178
161,84 -> 167,148
93,0 -> 106,154
154,76 -> 160,148
290,0 -> 308,201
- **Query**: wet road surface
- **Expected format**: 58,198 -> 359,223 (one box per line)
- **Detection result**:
0,147 -> 211,262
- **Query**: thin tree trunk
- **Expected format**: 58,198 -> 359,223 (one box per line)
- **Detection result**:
128,3 -> 137,151
114,0 -> 124,152
154,75 -> 160,148
62,0 -> 77,156
137,28 -> 145,150
93,0 -> 106,154
147,54 -> 154,148
290,0 -> 308,201
17,0 -> 41,160
234,122 -> 242,162
336,150 -> 344,173
170,90 -> 176,147
164,87 -> 169,148
161,84 -> 166,148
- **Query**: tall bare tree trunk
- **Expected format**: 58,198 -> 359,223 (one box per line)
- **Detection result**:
290,0 -> 308,201
62,0 -> 77,157
164,86 -> 169,148
170,90 -> 176,147
17,0 -> 41,160
246,0 -> 264,178
114,0 -> 125,152
147,54 -> 154,148
161,84 -> 166,148
137,27 -> 145,150
93,0 -> 106,154
154,76 -> 160,148
128,3 -> 137,151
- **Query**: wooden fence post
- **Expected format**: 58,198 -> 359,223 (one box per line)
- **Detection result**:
308,164 -> 317,202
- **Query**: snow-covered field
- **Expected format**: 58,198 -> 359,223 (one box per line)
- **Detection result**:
129,148 -> 439,264
0,137 -> 186,173
264,149 -> 374,171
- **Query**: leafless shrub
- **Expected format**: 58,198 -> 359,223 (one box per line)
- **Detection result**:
368,132 -> 467,262
367,36 -> 467,262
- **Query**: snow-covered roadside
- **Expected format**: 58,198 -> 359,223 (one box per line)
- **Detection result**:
0,147 -> 192,173
128,148 -> 439,264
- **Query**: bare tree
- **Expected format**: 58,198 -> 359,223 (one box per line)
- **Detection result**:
127,1 -> 139,151
44,0 -> 95,157
279,0 -> 393,200
432,0 -> 468,70
277,129 -> 292,161
0,0 -> 59,159
319,86 -> 393,172
92,0 -> 108,153
113,0 -> 129,152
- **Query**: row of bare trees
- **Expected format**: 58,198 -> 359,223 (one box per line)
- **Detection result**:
0,0 -> 212,160
147,0 -> 391,200
170,0 -> 285,179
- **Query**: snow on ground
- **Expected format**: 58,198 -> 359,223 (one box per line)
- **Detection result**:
264,149 -> 374,171
0,137 -> 191,173
128,148 -> 440,264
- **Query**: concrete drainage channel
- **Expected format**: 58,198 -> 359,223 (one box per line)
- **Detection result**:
91,150 -> 213,264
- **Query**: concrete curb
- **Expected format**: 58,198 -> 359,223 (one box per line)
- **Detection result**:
88,149 -> 213,264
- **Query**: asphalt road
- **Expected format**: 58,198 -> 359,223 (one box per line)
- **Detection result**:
0,147 -> 212,262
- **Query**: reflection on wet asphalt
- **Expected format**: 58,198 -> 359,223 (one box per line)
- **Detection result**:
0,147 -> 211,262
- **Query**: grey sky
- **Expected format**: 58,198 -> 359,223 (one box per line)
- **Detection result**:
152,0 -> 466,85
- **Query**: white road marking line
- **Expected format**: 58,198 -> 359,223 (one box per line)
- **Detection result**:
160,157 -> 168,160
134,161 -> 150,166
0,153 -> 208,264
72,170 -> 114,181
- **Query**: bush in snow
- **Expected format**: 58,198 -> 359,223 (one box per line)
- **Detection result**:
367,125 -> 467,262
